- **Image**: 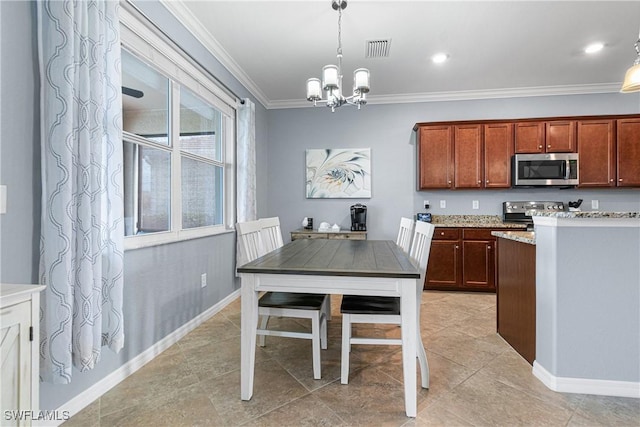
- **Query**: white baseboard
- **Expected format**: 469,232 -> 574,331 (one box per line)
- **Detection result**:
50,289 -> 241,426
533,361 -> 640,399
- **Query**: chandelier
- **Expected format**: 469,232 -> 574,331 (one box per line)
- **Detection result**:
306,0 -> 370,112
621,27 -> 640,93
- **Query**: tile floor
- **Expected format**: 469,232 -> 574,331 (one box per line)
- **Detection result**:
65,291 -> 640,426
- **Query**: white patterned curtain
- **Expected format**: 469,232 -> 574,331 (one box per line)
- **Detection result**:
37,0 -> 124,384
236,99 -> 256,268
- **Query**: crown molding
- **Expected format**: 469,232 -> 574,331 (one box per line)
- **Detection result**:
159,0 -> 270,109
267,83 -> 623,110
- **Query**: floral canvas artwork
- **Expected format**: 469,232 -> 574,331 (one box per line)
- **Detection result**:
306,148 -> 371,198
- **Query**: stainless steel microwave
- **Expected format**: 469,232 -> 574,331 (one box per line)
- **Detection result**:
512,153 -> 579,187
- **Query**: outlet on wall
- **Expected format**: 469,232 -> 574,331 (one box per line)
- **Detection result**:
201,273 -> 207,288
472,200 -> 479,210
440,200 -> 446,209
424,200 -> 430,209
591,200 -> 599,210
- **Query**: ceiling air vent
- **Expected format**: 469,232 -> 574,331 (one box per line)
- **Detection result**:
365,39 -> 391,58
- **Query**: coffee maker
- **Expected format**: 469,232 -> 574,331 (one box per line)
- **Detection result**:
350,204 -> 367,231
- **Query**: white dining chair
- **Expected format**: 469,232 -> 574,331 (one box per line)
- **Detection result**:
396,217 -> 415,254
237,218 -> 329,379
340,221 -> 435,387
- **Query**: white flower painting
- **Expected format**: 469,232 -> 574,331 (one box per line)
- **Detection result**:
306,148 -> 371,198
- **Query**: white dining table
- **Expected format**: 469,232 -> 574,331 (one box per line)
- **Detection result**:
237,238 -> 423,417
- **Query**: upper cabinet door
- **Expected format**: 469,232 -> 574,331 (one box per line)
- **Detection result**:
546,120 -> 576,152
454,124 -> 483,188
514,122 -> 545,153
417,125 -> 454,189
577,120 -> 615,187
483,123 -> 514,188
617,118 -> 640,187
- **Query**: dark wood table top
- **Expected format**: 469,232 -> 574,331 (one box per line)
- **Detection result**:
237,239 -> 419,279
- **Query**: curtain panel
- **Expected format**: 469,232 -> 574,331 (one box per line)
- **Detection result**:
37,0 -> 124,384
236,99 -> 256,269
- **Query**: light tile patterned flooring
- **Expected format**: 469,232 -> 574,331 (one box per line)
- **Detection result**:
65,291 -> 640,426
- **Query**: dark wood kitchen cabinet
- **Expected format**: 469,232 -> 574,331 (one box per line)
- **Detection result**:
483,123 -> 514,188
424,228 -> 461,289
577,119 -> 616,187
515,120 -> 576,153
417,125 -> 454,189
545,120 -> 576,152
425,227 -> 507,292
617,118 -> 640,187
514,122 -> 545,153
454,125 -> 483,188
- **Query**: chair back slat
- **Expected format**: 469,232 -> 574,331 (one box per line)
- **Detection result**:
237,220 -> 266,263
260,217 -> 284,252
409,221 -> 435,282
396,217 -> 415,254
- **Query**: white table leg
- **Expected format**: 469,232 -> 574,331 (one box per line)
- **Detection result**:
400,278 -> 417,417
240,273 -> 258,400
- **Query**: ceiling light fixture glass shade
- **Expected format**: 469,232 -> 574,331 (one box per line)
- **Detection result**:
621,30 -> 640,93
306,0 -> 370,112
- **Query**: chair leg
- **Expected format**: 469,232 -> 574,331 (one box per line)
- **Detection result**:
341,313 -> 351,384
320,313 -> 328,350
417,338 -> 429,389
258,315 -> 269,347
311,312 -> 322,379
322,295 -> 331,320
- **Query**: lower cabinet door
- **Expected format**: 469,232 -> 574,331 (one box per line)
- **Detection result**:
462,240 -> 495,290
424,240 -> 460,289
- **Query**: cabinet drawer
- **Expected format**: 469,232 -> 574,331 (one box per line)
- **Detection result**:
433,228 -> 461,240
291,233 -> 328,240
462,229 -> 496,240
328,233 -> 366,240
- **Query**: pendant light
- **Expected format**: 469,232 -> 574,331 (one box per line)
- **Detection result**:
621,28 -> 640,93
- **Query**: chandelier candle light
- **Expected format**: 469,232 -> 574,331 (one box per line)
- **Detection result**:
306,0 -> 370,112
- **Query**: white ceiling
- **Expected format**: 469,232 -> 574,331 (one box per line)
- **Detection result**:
161,1 -> 640,109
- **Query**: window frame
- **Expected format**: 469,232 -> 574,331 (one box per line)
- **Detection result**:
120,3 -> 236,250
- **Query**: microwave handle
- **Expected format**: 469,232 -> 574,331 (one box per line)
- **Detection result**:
563,160 -> 569,179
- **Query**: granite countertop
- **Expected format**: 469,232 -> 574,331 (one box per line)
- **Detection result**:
430,215 -> 528,229
527,211 -> 639,219
491,230 -> 536,245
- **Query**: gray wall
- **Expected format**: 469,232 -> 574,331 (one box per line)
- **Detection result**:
266,95 -> 640,241
535,222 -> 639,382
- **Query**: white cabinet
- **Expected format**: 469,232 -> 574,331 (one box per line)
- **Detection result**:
1,284 -> 45,426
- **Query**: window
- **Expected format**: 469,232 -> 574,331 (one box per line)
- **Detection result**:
120,5 -> 236,249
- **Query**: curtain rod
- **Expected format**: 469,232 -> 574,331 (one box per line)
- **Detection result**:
124,1 -> 245,106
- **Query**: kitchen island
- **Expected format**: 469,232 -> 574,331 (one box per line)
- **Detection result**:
531,211 -> 639,398
492,230 -> 536,364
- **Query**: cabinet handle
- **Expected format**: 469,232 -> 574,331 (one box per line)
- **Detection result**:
610,179 -> 614,182
478,180 -> 481,184
487,246 -> 492,250
619,179 -> 623,182
486,180 -> 489,184
547,145 -> 551,148
539,145 -> 542,149
440,231 -> 445,236
448,180 -> 452,185
455,245 -> 459,249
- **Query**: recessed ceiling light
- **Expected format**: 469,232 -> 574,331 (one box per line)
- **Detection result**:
432,53 -> 448,64
585,42 -> 604,54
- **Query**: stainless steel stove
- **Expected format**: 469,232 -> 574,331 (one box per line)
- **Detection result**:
502,201 -> 566,229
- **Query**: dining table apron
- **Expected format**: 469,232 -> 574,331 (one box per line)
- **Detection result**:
237,238 -> 423,417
